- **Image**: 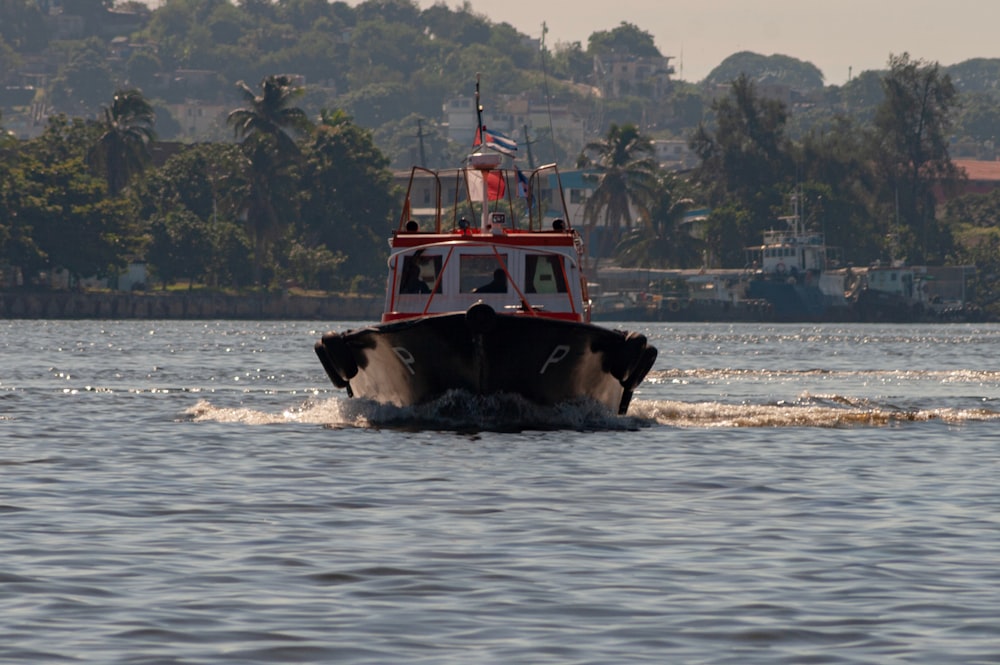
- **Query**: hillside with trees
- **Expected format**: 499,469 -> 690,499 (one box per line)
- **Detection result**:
4,0 -> 1000,315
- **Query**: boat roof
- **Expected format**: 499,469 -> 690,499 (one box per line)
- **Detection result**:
392,230 -> 578,249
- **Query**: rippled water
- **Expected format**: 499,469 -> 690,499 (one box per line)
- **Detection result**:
2,320 -> 999,663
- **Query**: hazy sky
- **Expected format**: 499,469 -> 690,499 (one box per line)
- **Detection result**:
412,0 -> 1000,85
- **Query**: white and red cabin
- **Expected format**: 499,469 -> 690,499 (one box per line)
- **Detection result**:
383,155 -> 592,324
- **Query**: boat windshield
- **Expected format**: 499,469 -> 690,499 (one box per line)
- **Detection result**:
461,255 -> 508,293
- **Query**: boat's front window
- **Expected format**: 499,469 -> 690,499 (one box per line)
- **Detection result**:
461,254 -> 508,293
399,255 -> 441,293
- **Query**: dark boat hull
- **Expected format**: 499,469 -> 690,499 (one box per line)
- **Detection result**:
746,279 -> 851,322
315,304 -> 656,415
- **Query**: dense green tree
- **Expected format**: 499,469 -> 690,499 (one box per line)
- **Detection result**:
670,85 -> 705,130
87,88 -> 157,196
284,239 -> 344,290
870,53 -> 960,264
125,50 -> 162,91
135,141 -> 255,289
940,189 -> 1000,314
701,202 -> 754,268
836,69 -> 885,124
945,58 -> 1000,94
942,188 -> 1000,228
578,122 -> 659,258
705,52 -> 824,90
136,142 -> 238,222
486,22 -> 540,71
259,28 -> 342,86
953,92 -> 1000,145
690,75 -> 793,228
22,159 -> 136,282
147,209 -> 213,288
688,76 -> 800,266
549,40 -> 591,82
353,0 -> 419,25
440,44 -> 524,99
0,0 -> 47,51
0,35 -> 22,76
796,115 -> 882,266
420,3 -> 491,47
587,22 -> 660,58
0,135 -> 44,272
298,108 -> 395,287
205,218 -> 255,288
347,20 -> 429,88
141,0 -> 216,70
48,39 -> 116,116
203,0 -> 246,44
131,141 -> 261,290
337,82 -> 413,129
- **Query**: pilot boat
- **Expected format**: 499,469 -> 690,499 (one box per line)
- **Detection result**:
314,95 -> 656,415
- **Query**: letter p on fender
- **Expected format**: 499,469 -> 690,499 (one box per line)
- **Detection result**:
540,344 -> 570,374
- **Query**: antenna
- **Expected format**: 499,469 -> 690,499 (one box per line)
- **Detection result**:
523,124 -> 538,169
539,23 -> 558,164
474,74 -> 485,149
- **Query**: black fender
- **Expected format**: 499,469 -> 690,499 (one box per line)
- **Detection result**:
318,332 -> 359,384
606,331 -> 648,382
314,340 -> 348,388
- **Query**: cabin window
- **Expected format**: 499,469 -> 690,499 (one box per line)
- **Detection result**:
461,254 -> 508,293
525,255 -> 567,293
399,255 -> 442,293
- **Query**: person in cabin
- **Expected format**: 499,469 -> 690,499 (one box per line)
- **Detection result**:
400,260 -> 431,293
473,268 -> 507,293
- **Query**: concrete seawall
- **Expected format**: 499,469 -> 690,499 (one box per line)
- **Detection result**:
0,291 -> 383,320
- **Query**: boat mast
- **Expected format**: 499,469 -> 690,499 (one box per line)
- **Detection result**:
473,75 -> 499,233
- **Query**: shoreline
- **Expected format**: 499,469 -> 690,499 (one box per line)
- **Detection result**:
0,291 -> 383,320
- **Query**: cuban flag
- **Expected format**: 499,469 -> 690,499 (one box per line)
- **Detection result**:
474,126 -> 518,157
515,166 -> 530,203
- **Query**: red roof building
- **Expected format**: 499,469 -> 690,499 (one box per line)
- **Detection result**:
952,159 -> 1000,197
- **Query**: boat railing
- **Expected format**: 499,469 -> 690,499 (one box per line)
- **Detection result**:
396,163 -> 572,234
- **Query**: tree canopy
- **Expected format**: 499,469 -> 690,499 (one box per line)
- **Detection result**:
705,52 -> 825,91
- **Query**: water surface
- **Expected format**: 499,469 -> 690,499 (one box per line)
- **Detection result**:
2,320 -> 999,663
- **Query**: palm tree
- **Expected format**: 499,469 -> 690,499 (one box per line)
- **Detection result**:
227,74 -> 312,157
87,88 -> 156,196
226,75 -> 313,285
614,174 -> 698,268
578,123 -> 658,260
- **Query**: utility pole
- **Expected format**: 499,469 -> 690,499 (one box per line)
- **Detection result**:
416,118 -> 428,167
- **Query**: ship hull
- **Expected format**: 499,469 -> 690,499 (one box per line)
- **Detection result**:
315,304 -> 656,415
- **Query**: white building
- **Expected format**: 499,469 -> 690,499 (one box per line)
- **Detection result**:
652,139 -> 698,171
